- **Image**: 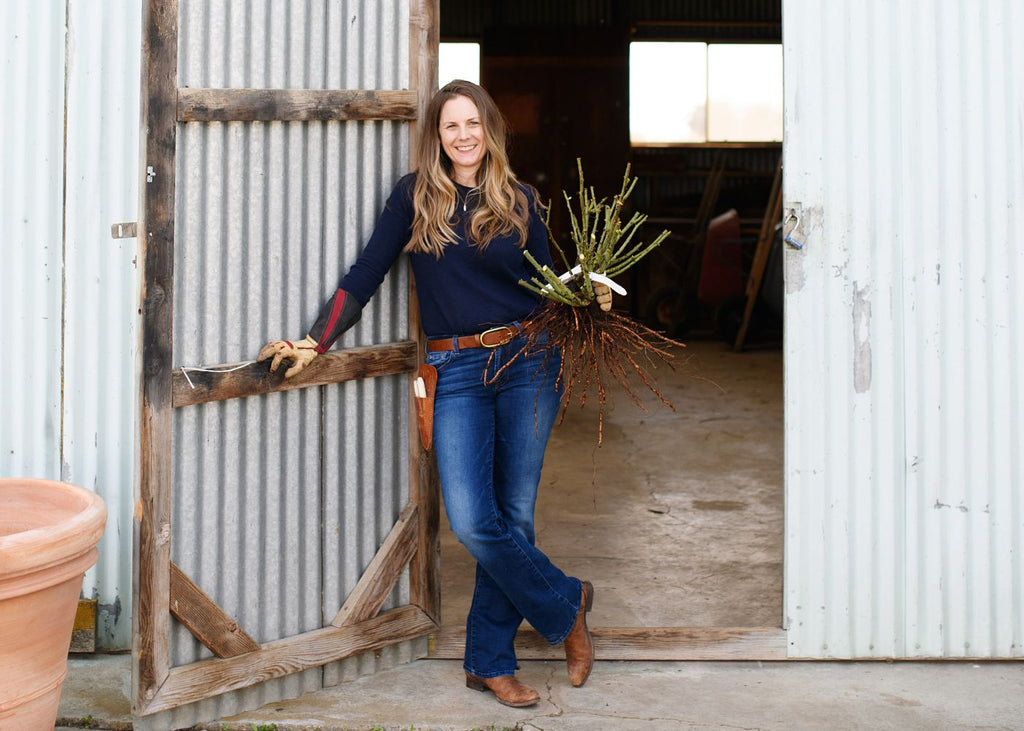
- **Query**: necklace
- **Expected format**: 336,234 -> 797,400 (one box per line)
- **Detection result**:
460,184 -> 481,211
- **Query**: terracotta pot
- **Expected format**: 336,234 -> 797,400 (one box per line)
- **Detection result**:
0,478 -> 106,729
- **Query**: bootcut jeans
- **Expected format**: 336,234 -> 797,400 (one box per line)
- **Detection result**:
427,332 -> 583,678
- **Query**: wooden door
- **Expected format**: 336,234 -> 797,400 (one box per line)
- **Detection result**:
133,0 -> 440,721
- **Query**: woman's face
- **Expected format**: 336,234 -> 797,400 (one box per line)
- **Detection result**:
438,94 -> 487,185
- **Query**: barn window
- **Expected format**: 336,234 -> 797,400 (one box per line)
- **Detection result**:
630,42 -> 783,144
439,42 -> 481,86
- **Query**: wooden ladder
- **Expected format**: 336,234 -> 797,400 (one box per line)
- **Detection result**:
733,155 -> 783,351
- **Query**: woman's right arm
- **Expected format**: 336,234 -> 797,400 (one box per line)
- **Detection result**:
258,175 -> 416,377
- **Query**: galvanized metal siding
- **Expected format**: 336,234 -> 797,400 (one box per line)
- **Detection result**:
154,1 -> 416,725
0,2 -> 66,481
178,0 -> 406,89
62,0 -> 142,651
783,0 -> 1024,658
0,1 -> 140,651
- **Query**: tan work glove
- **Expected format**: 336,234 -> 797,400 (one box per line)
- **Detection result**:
257,335 -> 320,379
593,282 -> 613,312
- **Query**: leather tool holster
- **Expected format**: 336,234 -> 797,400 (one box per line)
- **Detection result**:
414,363 -> 437,450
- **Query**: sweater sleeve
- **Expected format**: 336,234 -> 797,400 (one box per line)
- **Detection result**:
305,175 -> 415,351
339,174 -> 417,305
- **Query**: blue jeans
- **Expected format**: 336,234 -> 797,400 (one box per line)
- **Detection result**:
427,333 -> 582,678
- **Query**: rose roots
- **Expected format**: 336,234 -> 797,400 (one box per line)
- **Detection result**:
489,301 -> 686,444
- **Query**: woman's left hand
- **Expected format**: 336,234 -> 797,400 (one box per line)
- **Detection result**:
593,282 -> 613,312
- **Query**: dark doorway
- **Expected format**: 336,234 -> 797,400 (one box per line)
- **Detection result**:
433,0 -> 786,659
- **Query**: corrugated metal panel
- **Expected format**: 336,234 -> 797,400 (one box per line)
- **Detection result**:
178,0 -> 407,90
783,0 -> 1024,658
61,0 -> 142,651
0,2 -> 65,480
148,1 -> 415,726
0,0 -> 140,651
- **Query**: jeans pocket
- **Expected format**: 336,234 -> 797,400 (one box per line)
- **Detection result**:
425,349 -> 455,372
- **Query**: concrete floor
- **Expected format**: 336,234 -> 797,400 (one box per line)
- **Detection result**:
58,339 -> 793,730
55,341 -> 1024,728
59,653 -> 1024,730
441,338 -> 784,630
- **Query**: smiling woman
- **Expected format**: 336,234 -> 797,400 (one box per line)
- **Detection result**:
439,95 -> 487,186
257,79 -> 598,708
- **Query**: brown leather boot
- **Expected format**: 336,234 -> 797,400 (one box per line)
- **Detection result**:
465,673 -> 541,707
564,580 -> 595,687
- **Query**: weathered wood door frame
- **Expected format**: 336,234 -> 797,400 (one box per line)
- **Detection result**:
133,0 -> 440,717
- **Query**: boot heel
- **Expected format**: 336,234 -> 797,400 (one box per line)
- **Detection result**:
465,674 -> 487,692
583,580 -> 594,612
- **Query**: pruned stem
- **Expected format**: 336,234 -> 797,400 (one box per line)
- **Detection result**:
532,159 -> 670,305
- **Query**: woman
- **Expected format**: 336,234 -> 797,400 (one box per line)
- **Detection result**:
258,80 -> 608,707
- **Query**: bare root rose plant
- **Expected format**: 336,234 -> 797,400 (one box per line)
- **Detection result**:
492,160 -> 687,443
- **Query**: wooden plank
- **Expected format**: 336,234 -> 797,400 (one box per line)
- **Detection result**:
734,155 -> 783,351
169,563 -> 261,658
410,452 -> 441,623
331,503 -> 420,627
172,341 -> 419,408
428,626 -> 788,661
408,0 -> 438,163
177,88 -> 418,122
140,606 -> 438,716
634,19 -> 782,29
407,0 -> 442,628
134,0 -> 178,712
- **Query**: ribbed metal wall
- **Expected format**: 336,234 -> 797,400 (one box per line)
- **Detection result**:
0,3 -> 65,480
62,0 -> 142,652
783,0 -> 1024,658
0,1 -> 140,651
145,2 -> 417,727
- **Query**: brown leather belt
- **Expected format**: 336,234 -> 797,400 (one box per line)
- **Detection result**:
426,323 -> 526,352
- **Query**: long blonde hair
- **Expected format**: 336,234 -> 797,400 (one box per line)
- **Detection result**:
406,80 -> 531,257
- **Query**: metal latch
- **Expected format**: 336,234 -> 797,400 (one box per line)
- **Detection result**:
111,222 -> 138,239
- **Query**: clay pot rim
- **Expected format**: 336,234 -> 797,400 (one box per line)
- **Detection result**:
0,478 -> 107,578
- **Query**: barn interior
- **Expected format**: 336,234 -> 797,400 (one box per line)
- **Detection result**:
435,0 -> 786,640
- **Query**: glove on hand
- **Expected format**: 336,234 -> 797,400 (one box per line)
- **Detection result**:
593,282 -> 613,312
257,335 -> 320,379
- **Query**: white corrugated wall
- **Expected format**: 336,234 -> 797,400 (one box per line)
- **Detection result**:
0,3 -> 66,480
1,1 -> 140,650
783,0 -> 1024,658
63,0 -> 142,652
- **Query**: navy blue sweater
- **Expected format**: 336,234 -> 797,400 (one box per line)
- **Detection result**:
338,173 -> 553,339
